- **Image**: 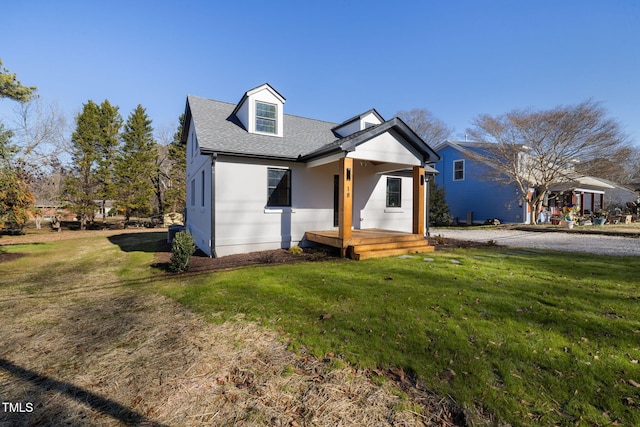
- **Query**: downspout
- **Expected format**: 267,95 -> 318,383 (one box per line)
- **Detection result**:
210,153 -> 217,258
425,173 -> 431,237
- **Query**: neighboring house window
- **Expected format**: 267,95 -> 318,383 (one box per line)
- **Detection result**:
190,179 -> 196,206
256,101 -> 277,134
267,168 -> 291,207
201,170 -> 205,207
386,177 -> 402,207
453,160 -> 465,181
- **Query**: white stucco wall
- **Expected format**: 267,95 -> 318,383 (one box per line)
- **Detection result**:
211,156 -> 417,256
213,157 -> 337,256
185,120 -> 213,256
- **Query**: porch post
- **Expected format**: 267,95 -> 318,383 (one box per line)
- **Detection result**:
412,166 -> 425,235
338,157 -> 353,255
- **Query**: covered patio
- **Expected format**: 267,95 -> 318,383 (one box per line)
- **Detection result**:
299,116 -> 440,260
303,157 -> 436,260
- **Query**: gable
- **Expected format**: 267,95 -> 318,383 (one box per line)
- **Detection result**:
346,131 -> 422,166
332,109 -> 384,138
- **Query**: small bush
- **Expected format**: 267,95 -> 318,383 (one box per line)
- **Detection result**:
288,245 -> 303,255
169,231 -> 196,273
433,234 -> 447,245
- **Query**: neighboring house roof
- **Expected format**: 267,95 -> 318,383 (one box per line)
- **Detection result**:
183,94 -> 439,164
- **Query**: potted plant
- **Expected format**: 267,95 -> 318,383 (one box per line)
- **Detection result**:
592,210 -> 607,226
561,205 -> 580,229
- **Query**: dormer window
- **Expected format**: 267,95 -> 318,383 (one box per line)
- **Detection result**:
256,101 -> 277,134
231,84 -> 285,137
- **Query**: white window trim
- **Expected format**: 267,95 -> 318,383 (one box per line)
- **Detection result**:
453,159 -> 465,181
255,101 -> 277,135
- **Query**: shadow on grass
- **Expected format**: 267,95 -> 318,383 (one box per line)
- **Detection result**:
108,232 -> 168,253
0,358 -> 168,427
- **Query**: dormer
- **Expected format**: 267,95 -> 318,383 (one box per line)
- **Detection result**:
332,109 -> 384,138
232,83 -> 286,137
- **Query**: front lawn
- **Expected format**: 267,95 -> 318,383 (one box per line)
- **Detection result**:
154,248 -> 640,426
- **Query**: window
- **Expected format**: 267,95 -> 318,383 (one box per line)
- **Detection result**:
453,160 -> 465,181
201,170 -> 205,207
190,179 -> 196,206
386,177 -> 402,208
267,168 -> 291,207
256,101 -> 277,134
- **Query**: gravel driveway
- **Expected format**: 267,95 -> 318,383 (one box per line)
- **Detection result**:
430,227 -> 640,256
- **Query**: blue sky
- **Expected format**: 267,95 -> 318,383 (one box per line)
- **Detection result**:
3,0 -> 639,146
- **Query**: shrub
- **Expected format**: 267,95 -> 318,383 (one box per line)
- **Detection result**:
288,245 -> 303,255
429,180 -> 453,226
169,231 -> 196,273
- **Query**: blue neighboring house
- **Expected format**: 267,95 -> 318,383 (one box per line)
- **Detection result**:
434,140 -> 530,224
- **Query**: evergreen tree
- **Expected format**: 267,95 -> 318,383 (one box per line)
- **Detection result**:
0,124 -> 34,230
0,58 -> 36,102
94,100 -> 122,223
429,179 -> 452,226
115,105 -> 157,223
64,100 -> 101,229
164,114 -> 186,214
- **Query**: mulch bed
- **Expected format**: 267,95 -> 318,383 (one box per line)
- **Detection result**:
153,237 -> 489,273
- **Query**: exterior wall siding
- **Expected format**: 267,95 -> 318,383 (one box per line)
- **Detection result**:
211,156 -> 417,257
185,119 -> 213,255
435,145 -> 527,224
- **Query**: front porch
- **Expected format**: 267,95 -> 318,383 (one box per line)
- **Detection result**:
305,228 -> 434,260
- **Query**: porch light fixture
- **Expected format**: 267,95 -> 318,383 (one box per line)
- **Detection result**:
346,168 -> 351,181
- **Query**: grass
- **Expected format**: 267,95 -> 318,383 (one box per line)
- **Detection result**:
151,248 -> 640,426
2,231 -> 639,425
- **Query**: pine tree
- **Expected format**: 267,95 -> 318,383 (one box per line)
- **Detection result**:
0,58 -> 36,102
94,100 -> 123,223
64,100 -> 101,230
429,179 -> 453,226
164,114 -> 186,214
115,105 -> 157,223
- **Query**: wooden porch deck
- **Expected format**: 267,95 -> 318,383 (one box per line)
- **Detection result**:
304,228 -> 434,260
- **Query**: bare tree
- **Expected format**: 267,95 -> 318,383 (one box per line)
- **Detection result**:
396,108 -> 453,147
11,97 -> 67,176
576,145 -> 640,185
466,100 -> 628,224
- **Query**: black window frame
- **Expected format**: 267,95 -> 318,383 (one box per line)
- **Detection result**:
386,177 -> 402,208
267,168 -> 291,207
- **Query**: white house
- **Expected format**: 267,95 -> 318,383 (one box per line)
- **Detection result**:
182,84 -> 440,259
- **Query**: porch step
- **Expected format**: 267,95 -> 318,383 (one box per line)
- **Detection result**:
347,240 -> 434,260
